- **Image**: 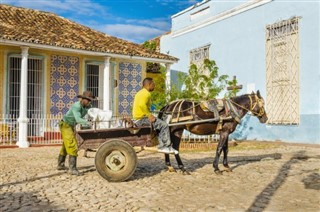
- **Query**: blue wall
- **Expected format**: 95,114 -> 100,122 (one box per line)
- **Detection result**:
161,0 -> 320,144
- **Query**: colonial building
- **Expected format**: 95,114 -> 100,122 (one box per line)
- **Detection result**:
160,0 -> 319,143
0,4 -> 178,147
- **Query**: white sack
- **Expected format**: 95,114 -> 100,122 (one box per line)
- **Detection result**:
87,108 -> 113,129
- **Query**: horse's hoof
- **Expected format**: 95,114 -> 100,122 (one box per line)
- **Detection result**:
214,170 -> 223,175
167,166 -> 176,172
182,170 -> 191,175
225,168 -> 233,172
223,166 -> 232,172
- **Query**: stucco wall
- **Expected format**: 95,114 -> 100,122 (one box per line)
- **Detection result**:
161,0 -> 320,143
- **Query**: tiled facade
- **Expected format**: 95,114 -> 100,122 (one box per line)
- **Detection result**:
118,62 -> 142,115
50,55 -> 79,115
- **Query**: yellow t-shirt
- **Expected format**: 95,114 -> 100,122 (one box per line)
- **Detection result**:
132,88 -> 151,120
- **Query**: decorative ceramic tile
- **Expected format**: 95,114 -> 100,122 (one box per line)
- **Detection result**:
50,55 -> 79,115
118,62 -> 142,115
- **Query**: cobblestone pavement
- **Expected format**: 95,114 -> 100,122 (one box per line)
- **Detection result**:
0,141 -> 319,212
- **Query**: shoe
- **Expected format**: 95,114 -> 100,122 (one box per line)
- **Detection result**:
68,156 -> 81,176
158,146 -> 179,154
57,155 -> 68,171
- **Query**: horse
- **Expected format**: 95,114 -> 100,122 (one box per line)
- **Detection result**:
158,90 -> 268,175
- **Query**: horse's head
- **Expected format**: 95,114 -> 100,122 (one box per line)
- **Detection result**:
249,90 -> 268,123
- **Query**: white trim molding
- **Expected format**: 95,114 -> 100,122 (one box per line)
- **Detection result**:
172,0 -> 273,38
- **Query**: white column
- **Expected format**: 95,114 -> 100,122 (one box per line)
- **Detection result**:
17,46 -> 30,148
103,57 -> 111,111
165,63 -> 171,100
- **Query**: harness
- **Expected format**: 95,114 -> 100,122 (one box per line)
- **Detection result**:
229,94 -> 266,118
169,100 -> 198,123
164,94 -> 265,133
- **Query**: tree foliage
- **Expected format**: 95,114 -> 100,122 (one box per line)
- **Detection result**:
142,41 -> 236,109
150,66 -> 167,110
142,40 -> 157,51
142,41 -> 161,73
225,77 -> 241,97
180,59 -> 229,100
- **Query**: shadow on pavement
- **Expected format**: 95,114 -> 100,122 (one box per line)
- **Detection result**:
302,173 -> 320,190
131,153 -> 282,180
0,165 -> 96,188
246,150 -> 308,212
183,153 -> 282,173
0,191 -> 65,211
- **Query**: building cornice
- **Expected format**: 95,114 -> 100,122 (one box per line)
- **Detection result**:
0,39 -> 177,64
172,0 -> 272,38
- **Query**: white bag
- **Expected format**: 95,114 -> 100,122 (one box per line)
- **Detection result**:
87,108 -> 112,129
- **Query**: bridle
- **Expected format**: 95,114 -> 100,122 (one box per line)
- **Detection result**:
230,94 -> 266,118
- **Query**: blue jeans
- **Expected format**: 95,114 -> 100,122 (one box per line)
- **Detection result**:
134,117 -> 171,148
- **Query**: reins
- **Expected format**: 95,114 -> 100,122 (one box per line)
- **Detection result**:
229,95 -> 265,117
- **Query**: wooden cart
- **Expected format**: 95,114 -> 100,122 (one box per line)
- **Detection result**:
76,121 -> 154,182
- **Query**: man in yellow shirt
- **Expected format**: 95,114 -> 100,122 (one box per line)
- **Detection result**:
133,78 -> 178,154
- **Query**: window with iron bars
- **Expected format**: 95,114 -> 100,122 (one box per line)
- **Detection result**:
86,63 -> 117,111
86,64 -> 102,108
8,55 -> 44,136
190,44 -> 210,73
266,17 -> 300,125
8,56 -> 43,117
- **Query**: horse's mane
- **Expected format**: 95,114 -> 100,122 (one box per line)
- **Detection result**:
230,94 -> 250,101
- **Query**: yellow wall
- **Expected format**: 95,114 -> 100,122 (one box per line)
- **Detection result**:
0,44 -> 147,116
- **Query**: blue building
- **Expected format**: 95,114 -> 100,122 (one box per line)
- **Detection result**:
161,0 -> 319,144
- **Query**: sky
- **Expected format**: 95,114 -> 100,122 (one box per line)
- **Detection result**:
1,0 -> 201,43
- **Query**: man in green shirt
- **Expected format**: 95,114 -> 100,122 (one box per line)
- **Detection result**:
57,90 -> 95,175
133,78 -> 178,154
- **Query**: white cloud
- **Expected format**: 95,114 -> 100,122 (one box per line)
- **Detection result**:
2,0 -> 107,16
99,24 -> 165,43
156,0 -> 199,7
125,18 -> 171,31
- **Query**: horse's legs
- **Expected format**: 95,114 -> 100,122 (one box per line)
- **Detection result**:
213,131 -> 228,174
168,130 -> 190,175
164,154 -> 175,172
174,153 -> 190,175
222,136 -> 232,172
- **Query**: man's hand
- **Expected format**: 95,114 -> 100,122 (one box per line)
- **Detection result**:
148,114 -> 156,123
81,122 -> 92,129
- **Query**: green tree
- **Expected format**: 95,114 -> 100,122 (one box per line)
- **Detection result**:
142,41 -> 161,73
150,67 -> 167,110
142,41 -> 157,51
180,59 -> 229,100
225,76 -> 242,97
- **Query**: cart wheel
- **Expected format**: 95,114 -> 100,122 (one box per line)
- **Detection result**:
95,139 -> 137,182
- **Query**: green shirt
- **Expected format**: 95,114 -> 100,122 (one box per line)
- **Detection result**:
132,88 -> 151,120
63,101 -> 92,127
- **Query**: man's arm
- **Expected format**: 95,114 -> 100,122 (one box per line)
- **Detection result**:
72,110 -> 89,125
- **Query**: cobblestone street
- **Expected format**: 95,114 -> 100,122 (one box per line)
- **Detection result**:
1,141 -> 319,211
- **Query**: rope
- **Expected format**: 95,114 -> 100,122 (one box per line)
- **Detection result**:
228,95 -> 264,117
